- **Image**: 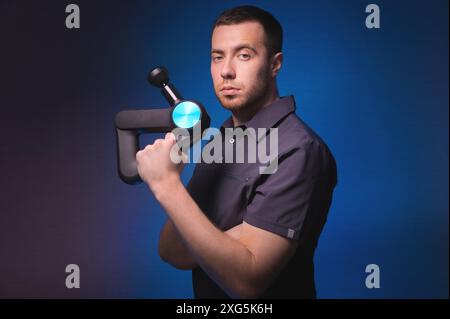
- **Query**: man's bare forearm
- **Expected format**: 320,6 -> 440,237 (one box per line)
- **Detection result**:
159,219 -> 197,270
153,179 -> 258,298
159,218 -> 243,270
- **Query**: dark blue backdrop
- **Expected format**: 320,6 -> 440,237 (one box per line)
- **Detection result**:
0,0 -> 448,298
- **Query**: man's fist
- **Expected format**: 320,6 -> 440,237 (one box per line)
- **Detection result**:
136,132 -> 186,192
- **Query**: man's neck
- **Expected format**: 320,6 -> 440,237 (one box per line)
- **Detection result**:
232,88 -> 280,127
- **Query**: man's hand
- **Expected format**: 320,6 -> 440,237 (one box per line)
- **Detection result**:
136,132 -> 185,195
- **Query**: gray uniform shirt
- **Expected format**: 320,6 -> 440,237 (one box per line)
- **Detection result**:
187,95 -> 338,298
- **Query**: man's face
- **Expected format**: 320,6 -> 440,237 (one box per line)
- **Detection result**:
211,22 -> 272,111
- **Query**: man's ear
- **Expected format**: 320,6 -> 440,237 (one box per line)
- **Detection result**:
271,52 -> 283,77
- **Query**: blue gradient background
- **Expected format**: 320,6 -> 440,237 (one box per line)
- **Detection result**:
0,0 -> 448,298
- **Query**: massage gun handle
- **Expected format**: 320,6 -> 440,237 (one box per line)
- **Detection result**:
115,108 -> 174,185
115,128 -> 141,184
115,105 -> 211,185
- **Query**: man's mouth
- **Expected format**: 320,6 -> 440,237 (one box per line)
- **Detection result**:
220,86 -> 240,95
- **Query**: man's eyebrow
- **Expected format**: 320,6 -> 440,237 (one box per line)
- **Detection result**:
211,44 -> 258,55
211,48 -> 224,54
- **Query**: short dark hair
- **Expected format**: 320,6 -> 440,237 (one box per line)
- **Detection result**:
212,5 -> 283,57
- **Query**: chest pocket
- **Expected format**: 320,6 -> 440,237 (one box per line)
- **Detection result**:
188,164 -> 250,231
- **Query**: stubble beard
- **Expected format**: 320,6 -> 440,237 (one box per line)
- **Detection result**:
215,68 -> 271,114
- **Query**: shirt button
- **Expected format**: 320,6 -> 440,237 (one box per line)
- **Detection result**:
229,138 -> 235,144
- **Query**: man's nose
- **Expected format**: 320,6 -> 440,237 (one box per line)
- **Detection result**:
220,58 -> 236,79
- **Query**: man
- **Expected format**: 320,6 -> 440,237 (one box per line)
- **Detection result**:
136,5 -> 337,298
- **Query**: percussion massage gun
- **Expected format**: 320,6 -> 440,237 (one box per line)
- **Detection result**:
115,67 -> 211,185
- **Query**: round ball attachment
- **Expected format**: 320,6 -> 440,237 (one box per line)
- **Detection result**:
172,101 -> 202,129
148,66 -> 169,88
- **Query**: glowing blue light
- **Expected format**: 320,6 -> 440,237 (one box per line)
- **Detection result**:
172,101 -> 201,129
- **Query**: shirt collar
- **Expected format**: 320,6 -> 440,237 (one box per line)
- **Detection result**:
220,95 -> 296,132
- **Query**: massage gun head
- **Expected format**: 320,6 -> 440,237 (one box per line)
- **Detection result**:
148,66 -> 169,88
148,66 -> 183,106
146,66 -> 210,132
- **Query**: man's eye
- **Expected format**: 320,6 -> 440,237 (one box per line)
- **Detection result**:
212,56 -> 223,62
238,53 -> 251,60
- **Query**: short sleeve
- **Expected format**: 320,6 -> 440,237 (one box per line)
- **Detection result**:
243,141 -> 320,240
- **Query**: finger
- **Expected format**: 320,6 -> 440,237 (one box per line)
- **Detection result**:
153,139 -> 163,147
165,132 -> 176,143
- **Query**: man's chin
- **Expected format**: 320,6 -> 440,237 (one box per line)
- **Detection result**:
218,95 -> 246,111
